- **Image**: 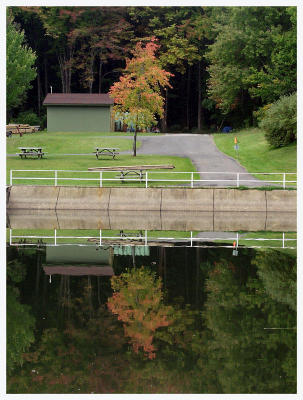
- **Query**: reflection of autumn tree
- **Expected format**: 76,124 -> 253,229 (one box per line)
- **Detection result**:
107,267 -> 174,359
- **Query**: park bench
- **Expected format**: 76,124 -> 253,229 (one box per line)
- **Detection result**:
88,164 -> 175,182
93,147 -> 120,159
17,147 -> 46,159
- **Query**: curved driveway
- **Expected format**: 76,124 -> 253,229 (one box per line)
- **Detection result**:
122,133 -> 264,187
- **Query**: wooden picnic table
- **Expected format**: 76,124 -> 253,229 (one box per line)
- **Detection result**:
17,147 -> 46,159
88,164 -> 175,181
94,147 -> 119,159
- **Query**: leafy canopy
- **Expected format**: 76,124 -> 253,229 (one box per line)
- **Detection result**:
109,38 -> 172,131
6,10 -> 36,112
108,267 -> 174,359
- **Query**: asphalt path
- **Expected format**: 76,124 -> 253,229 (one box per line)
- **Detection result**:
121,133 -> 266,187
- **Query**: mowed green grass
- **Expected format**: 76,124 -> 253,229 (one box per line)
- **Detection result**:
6,130 -> 139,154
213,128 -> 297,185
6,131 -> 198,186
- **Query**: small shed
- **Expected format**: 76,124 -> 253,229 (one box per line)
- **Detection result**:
43,93 -> 114,132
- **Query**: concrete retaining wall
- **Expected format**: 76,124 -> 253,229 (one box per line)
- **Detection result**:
7,209 -> 297,232
7,186 -> 296,213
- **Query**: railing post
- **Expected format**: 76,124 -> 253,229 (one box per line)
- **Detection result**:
10,170 -> 13,186
99,229 -> 102,246
54,229 -> 57,246
145,172 -> 148,188
190,231 -> 193,247
282,232 -> 285,248
237,173 -> 240,188
236,232 -> 239,247
100,172 -> 103,188
54,170 -> 57,186
191,172 -> 194,188
283,173 -> 286,189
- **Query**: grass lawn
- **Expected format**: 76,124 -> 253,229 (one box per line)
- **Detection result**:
213,128 -> 297,185
7,131 -> 198,186
6,130 -> 140,154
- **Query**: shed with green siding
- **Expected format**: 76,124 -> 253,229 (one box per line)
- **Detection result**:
43,93 -> 114,132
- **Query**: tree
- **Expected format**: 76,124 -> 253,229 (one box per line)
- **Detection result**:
107,267 -> 174,359
206,7 -> 296,125
6,10 -> 36,115
109,39 -> 172,156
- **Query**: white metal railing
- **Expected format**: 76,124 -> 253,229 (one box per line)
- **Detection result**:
9,169 -> 297,188
8,229 -> 297,249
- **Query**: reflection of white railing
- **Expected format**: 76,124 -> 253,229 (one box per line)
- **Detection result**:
9,229 -> 297,249
10,169 -> 297,188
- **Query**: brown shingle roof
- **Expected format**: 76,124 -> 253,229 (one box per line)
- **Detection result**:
43,93 -> 114,106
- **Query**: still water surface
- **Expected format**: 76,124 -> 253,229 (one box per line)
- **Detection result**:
7,243 -> 296,394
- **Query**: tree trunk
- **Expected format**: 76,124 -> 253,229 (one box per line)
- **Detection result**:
98,58 -> 102,93
133,114 -> 138,157
195,247 -> 200,306
161,88 -> 168,132
186,65 -> 191,130
197,61 -> 201,132
37,67 -> 41,116
44,56 -> 48,95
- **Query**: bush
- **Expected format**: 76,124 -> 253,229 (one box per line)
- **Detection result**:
15,110 -> 41,126
259,93 -> 297,148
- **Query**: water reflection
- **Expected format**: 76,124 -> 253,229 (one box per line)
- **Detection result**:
7,244 -> 296,394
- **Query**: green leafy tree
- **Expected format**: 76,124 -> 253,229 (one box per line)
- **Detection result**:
203,258 -> 296,393
206,6 -> 296,124
6,10 -> 36,114
7,259 -> 35,374
109,38 -> 172,156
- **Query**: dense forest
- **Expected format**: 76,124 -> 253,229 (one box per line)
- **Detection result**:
8,6 -> 296,132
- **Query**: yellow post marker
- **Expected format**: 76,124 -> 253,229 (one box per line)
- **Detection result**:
234,136 -> 238,144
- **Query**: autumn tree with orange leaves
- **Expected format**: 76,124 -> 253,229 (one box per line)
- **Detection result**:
109,38 -> 172,156
107,267 -> 174,359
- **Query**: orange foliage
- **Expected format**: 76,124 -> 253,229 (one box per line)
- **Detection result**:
107,267 -> 174,359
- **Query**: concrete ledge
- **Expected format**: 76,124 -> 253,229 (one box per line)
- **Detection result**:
266,212 -> 297,231
56,210 -> 110,229
7,209 -> 297,232
109,211 -> 162,230
214,211 -> 266,231
214,189 -> 266,212
266,190 -> 297,212
161,211 -> 214,231
161,188 -> 213,211
56,187 -> 111,210
7,186 -> 296,215
109,188 -> 161,211
7,185 -> 60,210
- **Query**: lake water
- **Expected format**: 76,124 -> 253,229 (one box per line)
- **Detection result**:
7,239 -> 296,394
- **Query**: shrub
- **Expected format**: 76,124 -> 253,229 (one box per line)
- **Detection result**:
259,93 -> 297,148
15,110 -> 41,126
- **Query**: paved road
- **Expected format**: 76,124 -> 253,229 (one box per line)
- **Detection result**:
123,133 -> 266,187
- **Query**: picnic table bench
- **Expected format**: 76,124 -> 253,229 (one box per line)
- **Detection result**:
17,147 -> 46,159
94,147 -> 119,159
88,164 -> 175,181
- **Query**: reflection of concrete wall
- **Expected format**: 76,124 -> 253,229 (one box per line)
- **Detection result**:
7,186 -> 296,213
7,209 -> 297,232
